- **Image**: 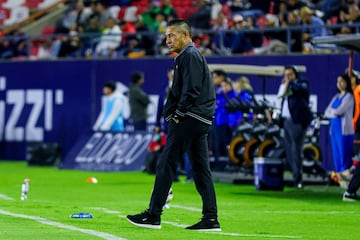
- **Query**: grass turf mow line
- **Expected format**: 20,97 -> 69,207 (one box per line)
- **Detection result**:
0,194 -> 15,201
0,209 -> 127,240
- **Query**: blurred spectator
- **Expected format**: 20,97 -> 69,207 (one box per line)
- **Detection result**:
299,6 -> 327,51
233,75 -> 254,122
93,81 -> 126,132
243,15 -> 264,48
120,35 -> 146,58
160,0 -> 178,21
0,39 -> 14,59
144,126 -> 167,174
233,76 -> 253,95
315,0 -> 342,23
10,29 -> 29,59
337,4 -> 360,34
227,0 -> 252,12
214,14 -> 254,55
324,74 -> 354,175
141,0 -> 162,30
189,0 -> 212,30
266,10 -> 303,53
213,77 -> 239,164
36,41 -> 53,59
193,34 -> 213,56
81,15 -> 102,56
128,71 -> 151,131
51,24 -> 82,58
212,10 -> 229,31
95,17 -> 122,57
55,0 -> 92,34
285,0 -> 308,12
133,16 -> 156,56
89,1 -> 112,28
210,69 -> 226,164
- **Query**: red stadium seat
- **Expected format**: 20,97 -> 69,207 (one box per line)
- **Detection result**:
0,7 -> 11,25
23,0 -> 44,9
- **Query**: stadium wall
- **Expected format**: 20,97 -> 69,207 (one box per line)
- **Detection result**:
0,54 -> 358,170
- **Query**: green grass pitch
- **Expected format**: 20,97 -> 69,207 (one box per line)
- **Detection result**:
0,161 -> 359,240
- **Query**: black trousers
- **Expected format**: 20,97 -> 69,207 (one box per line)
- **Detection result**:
284,118 -> 306,184
148,117 -> 218,219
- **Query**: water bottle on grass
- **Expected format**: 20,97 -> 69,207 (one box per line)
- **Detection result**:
70,213 -> 93,219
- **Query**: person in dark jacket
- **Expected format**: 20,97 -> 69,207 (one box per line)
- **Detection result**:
277,66 -> 313,189
127,19 -> 220,231
128,71 -> 151,131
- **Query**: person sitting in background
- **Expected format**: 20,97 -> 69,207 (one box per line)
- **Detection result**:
95,17 -> 122,58
93,81 -> 125,132
188,0 -> 212,30
336,4 -> 360,35
82,15 -> 102,57
299,6 -> 328,52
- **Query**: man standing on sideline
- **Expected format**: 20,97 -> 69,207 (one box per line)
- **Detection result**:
128,71 -> 151,131
127,19 -> 220,231
277,66 -> 313,189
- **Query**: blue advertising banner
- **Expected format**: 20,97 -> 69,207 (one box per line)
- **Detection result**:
60,131 -> 153,171
0,54 -> 358,171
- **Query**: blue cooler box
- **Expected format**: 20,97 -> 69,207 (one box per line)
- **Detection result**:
254,157 -> 284,191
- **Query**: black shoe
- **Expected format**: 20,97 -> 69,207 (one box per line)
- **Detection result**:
185,218 -> 221,231
343,192 -> 360,202
126,210 -> 161,229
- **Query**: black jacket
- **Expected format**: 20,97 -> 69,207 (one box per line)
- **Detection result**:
285,78 -> 313,129
164,43 -> 215,125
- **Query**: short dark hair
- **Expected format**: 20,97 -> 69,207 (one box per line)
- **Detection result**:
285,65 -> 299,79
104,81 -> 116,92
168,19 -> 192,37
339,74 -> 353,94
131,71 -> 144,84
212,69 -> 227,78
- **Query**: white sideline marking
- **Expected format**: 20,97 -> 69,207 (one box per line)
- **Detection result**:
93,207 -> 301,239
207,232 -> 301,238
0,194 -> 14,201
170,204 -> 201,212
171,205 -> 359,215
91,207 -> 122,215
251,210 -> 360,215
0,209 -> 127,240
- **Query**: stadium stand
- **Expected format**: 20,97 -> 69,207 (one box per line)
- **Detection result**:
2,0 -> 360,60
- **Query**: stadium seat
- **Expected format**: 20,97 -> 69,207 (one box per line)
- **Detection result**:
23,0 -> 43,9
109,5 -> 121,19
117,6 -> 127,20
2,0 -> 26,9
124,5 -> 137,22
3,6 -> 29,26
0,7 -> 10,25
41,25 -> 55,35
